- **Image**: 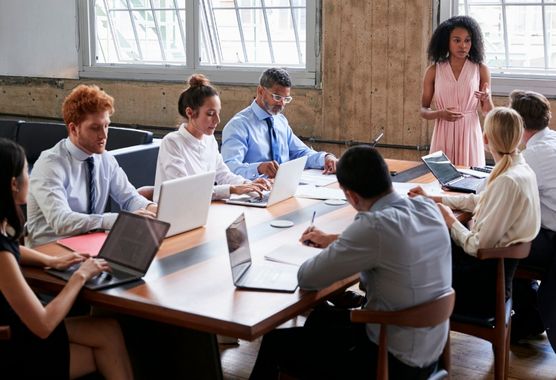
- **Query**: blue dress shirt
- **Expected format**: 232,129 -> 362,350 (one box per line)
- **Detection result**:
26,139 -> 150,247
221,100 -> 326,179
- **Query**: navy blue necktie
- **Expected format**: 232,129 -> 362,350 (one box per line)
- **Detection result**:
85,157 -> 96,214
265,116 -> 281,163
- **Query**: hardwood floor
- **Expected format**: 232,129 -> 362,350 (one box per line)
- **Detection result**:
220,318 -> 556,380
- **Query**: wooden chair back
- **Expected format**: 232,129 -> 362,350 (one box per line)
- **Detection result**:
0,325 -> 11,340
351,288 -> 455,380
451,241 -> 532,380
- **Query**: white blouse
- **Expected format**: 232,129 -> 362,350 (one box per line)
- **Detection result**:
154,124 -> 246,202
442,154 -> 541,256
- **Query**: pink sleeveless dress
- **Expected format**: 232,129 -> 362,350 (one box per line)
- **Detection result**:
430,60 -> 485,167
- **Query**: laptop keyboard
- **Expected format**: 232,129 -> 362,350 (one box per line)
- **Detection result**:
452,177 -> 481,189
246,193 -> 270,204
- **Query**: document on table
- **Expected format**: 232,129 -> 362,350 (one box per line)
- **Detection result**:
392,182 -> 444,197
295,185 -> 346,200
457,168 -> 489,179
299,169 -> 338,187
264,243 -> 321,266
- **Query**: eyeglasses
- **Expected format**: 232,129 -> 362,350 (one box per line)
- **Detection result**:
264,88 -> 293,104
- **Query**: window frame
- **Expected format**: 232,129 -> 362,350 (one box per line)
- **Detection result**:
77,0 -> 321,87
437,0 -> 556,97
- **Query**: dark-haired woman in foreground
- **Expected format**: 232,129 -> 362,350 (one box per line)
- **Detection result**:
421,15 -> 494,167
154,74 -> 270,202
0,138 -> 132,379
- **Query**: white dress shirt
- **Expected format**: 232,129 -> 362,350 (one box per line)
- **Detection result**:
298,192 -> 452,367
154,124 -> 246,202
522,127 -> 556,231
442,154 -> 541,256
27,139 -> 150,247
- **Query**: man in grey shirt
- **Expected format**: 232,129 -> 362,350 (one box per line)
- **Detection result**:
27,84 -> 156,247
249,146 -> 452,379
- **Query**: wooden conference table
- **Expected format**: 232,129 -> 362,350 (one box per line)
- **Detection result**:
23,159 -> 446,379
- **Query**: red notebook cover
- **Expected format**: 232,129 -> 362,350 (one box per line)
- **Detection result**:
56,232 -> 108,257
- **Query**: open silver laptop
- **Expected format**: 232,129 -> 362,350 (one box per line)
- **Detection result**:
421,151 -> 485,193
225,156 -> 308,207
226,213 -> 299,292
47,212 -> 170,290
157,172 -> 216,237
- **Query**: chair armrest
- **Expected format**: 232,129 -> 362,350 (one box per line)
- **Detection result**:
0,325 -> 11,340
351,289 -> 455,328
477,242 -> 531,260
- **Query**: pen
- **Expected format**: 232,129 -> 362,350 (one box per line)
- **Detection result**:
303,211 -> 317,245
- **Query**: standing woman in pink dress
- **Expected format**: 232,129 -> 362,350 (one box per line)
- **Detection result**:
421,16 -> 494,167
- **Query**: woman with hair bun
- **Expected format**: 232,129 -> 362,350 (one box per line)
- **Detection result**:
410,107 -> 540,315
421,15 -> 494,167
154,74 -> 270,202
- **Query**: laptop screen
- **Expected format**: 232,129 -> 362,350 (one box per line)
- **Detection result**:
99,212 -> 169,272
422,151 -> 462,183
225,213 -> 252,282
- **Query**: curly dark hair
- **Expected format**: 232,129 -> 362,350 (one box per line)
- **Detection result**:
427,16 -> 485,64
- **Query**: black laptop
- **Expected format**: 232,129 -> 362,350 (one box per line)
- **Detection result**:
421,151 -> 485,193
47,212 -> 170,290
225,213 -> 299,293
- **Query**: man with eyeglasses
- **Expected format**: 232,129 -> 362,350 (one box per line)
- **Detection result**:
221,67 -> 337,179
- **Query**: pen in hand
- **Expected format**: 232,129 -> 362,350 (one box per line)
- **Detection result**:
303,211 -> 317,246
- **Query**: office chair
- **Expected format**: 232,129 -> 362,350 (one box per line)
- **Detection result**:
450,242 -> 531,380
0,325 -> 10,340
350,289 -> 455,380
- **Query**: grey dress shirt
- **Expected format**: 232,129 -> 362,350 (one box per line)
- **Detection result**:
298,191 -> 452,367
27,139 -> 149,247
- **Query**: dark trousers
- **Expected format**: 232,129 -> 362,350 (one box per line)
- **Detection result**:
512,228 -> 556,352
249,306 -> 437,380
451,241 -> 517,317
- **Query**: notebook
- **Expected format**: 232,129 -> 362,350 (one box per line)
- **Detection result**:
157,172 -> 216,237
225,156 -> 308,208
225,213 -> 299,292
57,231 -> 108,256
421,151 -> 485,193
47,212 -> 170,290
264,243 -> 321,266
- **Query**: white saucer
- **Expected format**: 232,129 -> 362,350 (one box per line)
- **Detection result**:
270,219 -> 295,228
324,199 -> 347,206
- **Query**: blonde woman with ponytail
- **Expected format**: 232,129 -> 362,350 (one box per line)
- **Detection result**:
409,107 -> 540,315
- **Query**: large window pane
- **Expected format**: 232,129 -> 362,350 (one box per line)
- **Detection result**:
506,6 -> 544,68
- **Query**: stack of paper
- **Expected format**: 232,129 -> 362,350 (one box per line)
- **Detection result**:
264,243 -> 321,266
295,185 -> 346,201
299,169 -> 338,187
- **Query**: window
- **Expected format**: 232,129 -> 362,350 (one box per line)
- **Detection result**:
78,0 -> 320,86
440,0 -> 556,96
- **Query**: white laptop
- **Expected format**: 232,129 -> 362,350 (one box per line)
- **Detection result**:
157,172 -> 216,237
47,212 -> 170,290
225,156 -> 308,208
226,213 -> 299,292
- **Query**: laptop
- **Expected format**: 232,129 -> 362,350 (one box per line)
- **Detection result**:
157,172 -> 216,237
225,213 -> 299,292
421,151 -> 485,193
47,212 -> 170,290
225,155 -> 308,207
